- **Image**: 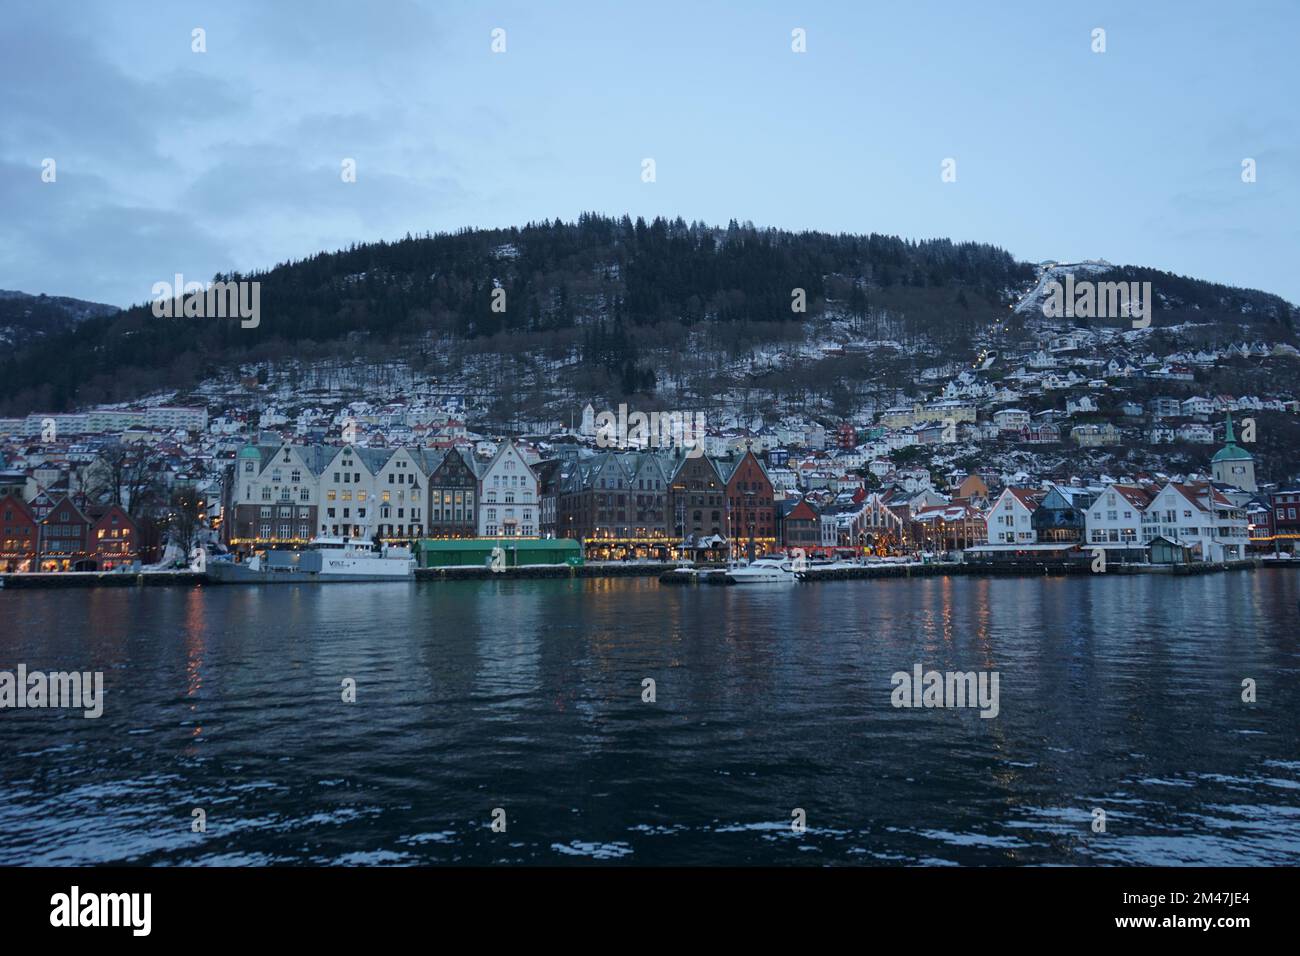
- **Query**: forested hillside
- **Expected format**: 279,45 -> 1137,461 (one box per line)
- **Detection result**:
1,214 -> 1294,414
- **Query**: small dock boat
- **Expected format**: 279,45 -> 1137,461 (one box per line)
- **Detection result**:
723,556 -> 798,583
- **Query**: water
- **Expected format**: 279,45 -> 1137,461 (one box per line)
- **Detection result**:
1,572 -> 1298,865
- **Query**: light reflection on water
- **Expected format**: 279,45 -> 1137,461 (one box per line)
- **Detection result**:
0,571 -> 1297,865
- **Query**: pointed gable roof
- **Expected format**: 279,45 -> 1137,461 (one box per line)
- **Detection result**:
482,440 -> 537,481
41,493 -> 89,525
1109,483 -> 1154,510
667,450 -> 722,486
1003,487 -> 1044,511
0,492 -> 36,525
786,499 -> 820,522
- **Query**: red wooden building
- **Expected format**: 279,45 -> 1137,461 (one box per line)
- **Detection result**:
39,495 -> 95,571
722,448 -> 777,559
0,494 -> 39,572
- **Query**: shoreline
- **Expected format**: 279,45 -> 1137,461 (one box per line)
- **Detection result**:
0,557 -> 1292,589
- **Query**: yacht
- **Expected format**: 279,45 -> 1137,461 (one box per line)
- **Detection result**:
205,537 -> 415,584
723,555 -> 798,583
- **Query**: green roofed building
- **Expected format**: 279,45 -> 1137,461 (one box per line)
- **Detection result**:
415,538 -> 583,569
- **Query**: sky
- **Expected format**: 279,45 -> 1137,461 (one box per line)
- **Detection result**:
2,0 -> 1297,308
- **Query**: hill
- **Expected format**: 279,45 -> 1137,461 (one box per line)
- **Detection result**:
1,214 -> 1295,415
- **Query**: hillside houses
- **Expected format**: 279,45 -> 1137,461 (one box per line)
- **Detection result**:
2,286 -> 1297,575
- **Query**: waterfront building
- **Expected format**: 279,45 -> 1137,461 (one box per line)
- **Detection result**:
986,487 -> 1043,545
1084,483 -> 1154,562
1030,485 -> 1090,544
1268,489 -> 1300,554
225,443 -> 321,548
719,447 -> 777,559
911,502 -> 987,551
38,495 -> 93,571
371,447 -> 425,539
0,493 -> 38,572
477,440 -> 538,537
781,498 -> 821,552
549,450 -> 674,559
1143,482 -> 1249,562
415,537 -> 581,569
418,447 -> 481,539
668,452 -> 727,546
88,503 -> 138,570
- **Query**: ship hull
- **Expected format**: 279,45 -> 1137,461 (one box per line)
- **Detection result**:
204,552 -> 413,584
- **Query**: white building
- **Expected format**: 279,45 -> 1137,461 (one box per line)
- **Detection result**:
1144,482 -> 1248,562
478,440 -> 538,537
986,487 -> 1041,545
1085,484 -> 1154,552
1180,396 -> 1214,419
993,408 -> 1031,431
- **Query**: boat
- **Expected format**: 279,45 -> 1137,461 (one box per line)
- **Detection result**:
723,555 -> 798,583
204,537 -> 415,584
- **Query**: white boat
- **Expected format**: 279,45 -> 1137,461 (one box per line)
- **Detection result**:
205,537 -> 415,584
724,556 -> 798,583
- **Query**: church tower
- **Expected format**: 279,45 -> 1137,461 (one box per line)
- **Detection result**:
1211,412 -> 1256,492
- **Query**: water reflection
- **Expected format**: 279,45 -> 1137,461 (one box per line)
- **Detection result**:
0,572 -> 1297,865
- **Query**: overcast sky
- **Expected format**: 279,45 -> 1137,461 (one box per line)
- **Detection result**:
2,0 -> 1297,308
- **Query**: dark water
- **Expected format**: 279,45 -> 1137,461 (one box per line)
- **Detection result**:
2,571 -> 1298,866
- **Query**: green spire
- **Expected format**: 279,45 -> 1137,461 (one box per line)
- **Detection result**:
1212,410 -> 1253,463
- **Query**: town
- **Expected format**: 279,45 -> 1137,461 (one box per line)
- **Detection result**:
2,317 -> 1298,575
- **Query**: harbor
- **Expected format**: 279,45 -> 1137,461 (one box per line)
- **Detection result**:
3,570 -> 1297,866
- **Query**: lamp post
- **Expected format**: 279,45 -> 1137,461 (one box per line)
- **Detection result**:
745,491 -> 755,562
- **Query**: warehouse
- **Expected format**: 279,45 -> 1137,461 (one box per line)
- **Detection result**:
415,538 -> 583,569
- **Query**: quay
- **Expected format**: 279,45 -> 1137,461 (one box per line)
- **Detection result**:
0,562 -> 667,588
0,570 -> 205,589
414,561 -> 666,581
0,558 -> 1287,589
660,557 -> 1273,584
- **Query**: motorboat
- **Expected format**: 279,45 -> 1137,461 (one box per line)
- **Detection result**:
723,555 -> 798,583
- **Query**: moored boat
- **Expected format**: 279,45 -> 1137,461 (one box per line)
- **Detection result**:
205,537 -> 415,584
724,556 -> 798,583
